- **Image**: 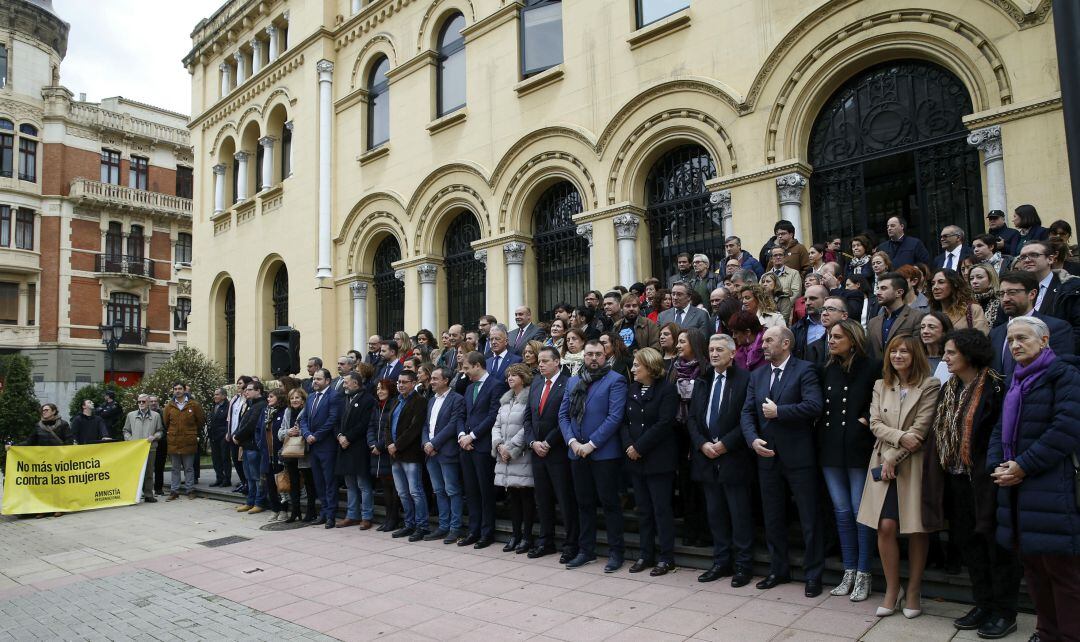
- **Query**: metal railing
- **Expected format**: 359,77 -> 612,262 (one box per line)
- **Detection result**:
95,253 -> 156,279
70,178 -> 193,219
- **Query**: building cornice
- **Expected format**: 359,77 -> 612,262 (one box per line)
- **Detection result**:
962,93 -> 1063,130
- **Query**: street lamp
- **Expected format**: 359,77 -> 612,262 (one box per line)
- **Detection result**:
100,317 -> 125,377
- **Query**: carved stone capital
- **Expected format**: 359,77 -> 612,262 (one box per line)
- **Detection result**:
212,163 -> 226,175
234,151 -> 250,162
349,280 -> 368,299
258,136 -> 276,148
474,249 -> 488,266
393,269 -> 405,283
265,25 -> 277,37
967,125 -> 1003,163
418,263 -> 438,284
776,173 -> 807,205
612,214 -> 641,241
576,223 -> 594,247
502,241 -> 526,265
218,62 -> 230,73
317,59 -> 335,77
233,50 -> 245,63
284,120 -> 294,132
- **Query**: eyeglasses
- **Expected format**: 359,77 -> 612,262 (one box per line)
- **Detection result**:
1018,252 -> 1047,260
939,233 -> 959,240
822,306 -> 845,313
137,400 -> 148,404
245,387 -> 256,392
997,288 -> 1029,297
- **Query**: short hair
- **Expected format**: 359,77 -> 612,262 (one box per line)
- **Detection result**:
505,363 -> 534,386
538,346 -> 561,362
1008,315 -> 1050,339
732,269 -> 758,285
171,380 -> 187,389
346,349 -> 362,363
725,235 -> 742,246
479,314 -> 498,325
464,350 -> 487,368
236,375 -> 253,386
248,380 -> 264,393
621,293 -> 639,306
708,333 -> 736,352
670,282 -> 689,294
943,225 -> 965,241
944,328 -> 994,370
726,310 -> 762,335
266,387 -> 287,407
583,339 -> 604,351
307,357 -> 323,367
676,252 -> 691,261
882,334 -> 931,387
137,393 -> 150,401
773,326 -> 796,347
316,368 -> 332,380
1050,219 -> 1073,236
692,253 -> 709,264
879,272 -> 908,298
889,215 -> 908,229
603,290 -> 622,301
288,387 -> 309,404
489,324 -> 508,338
633,347 -> 665,379
774,220 -> 795,234
344,371 -> 364,386
381,339 -> 400,355
850,235 -> 873,253
871,251 -> 893,271
552,302 -> 573,314
432,366 -> 454,381
999,270 -> 1039,293
1013,204 -> 1041,229
355,362 -> 374,381
972,233 -> 1000,249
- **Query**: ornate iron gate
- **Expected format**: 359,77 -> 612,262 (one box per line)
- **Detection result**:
534,181 -> 587,315
645,144 -> 723,283
272,265 -> 289,328
373,236 -> 405,338
224,284 -> 236,381
445,212 -> 485,330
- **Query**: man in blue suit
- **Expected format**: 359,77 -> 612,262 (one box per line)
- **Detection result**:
990,271 -> 1074,383
375,340 -> 404,383
740,326 -> 825,597
486,325 -> 521,381
457,351 -> 507,548
932,225 -> 974,271
559,340 -> 628,573
423,366 -> 467,544
300,368 -> 342,528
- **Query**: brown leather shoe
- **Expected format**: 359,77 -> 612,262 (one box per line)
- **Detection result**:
359,520 -> 373,530
336,518 -> 360,528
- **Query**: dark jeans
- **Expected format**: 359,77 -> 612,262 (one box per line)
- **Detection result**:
230,441 -> 246,484
572,457 -> 624,558
461,449 -> 496,539
946,474 -> 1021,618
1023,553 -> 1080,642
702,481 -> 754,570
632,471 -> 675,563
153,435 -> 168,493
209,429 -> 231,485
285,459 -> 316,517
506,487 -> 535,539
262,469 -> 284,512
675,422 -> 707,542
378,475 -> 401,526
309,446 -> 338,520
758,461 -> 824,580
533,454 -> 578,553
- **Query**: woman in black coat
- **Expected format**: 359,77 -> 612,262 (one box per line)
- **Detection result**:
337,372 -> 376,528
621,347 -> 680,576
367,379 -> 401,531
818,319 -> 880,602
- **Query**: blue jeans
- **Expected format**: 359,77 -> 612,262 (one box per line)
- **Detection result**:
426,458 -> 463,532
242,450 -> 264,507
391,461 -> 428,530
343,473 -> 374,521
822,466 -> 875,573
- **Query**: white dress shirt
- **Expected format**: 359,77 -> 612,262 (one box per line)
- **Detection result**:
428,390 -> 448,441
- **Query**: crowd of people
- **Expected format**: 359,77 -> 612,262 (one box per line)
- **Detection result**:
9,204 -> 1080,641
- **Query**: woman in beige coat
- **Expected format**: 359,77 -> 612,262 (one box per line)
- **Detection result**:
857,333 -> 940,620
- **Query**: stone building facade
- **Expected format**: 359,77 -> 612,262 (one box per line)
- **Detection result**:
185,0 -> 1067,378
0,0 -> 194,405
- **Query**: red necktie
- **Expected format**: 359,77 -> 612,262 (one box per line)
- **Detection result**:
538,379 -> 552,415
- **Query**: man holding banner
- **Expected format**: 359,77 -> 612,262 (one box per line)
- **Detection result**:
123,394 -> 163,504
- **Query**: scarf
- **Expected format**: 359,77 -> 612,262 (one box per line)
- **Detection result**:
849,256 -> 869,271
568,363 -> 612,424
933,369 -> 992,470
1001,348 -> 1056,461
988,252 -> 1004,272
974,291 -> 1001,328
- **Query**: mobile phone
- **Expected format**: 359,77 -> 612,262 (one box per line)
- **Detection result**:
871,466 -> 883,482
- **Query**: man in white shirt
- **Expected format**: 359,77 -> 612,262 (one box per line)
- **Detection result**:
933,225 -> 972,271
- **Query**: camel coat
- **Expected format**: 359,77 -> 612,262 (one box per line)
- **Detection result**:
856,376 -> 941,534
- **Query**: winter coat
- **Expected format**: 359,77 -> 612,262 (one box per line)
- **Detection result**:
162,398 -> 205,455
122,410 -> 163,443
70,413 -> 109,445
491,388 -> 533,488
21,419 -> 73,446
368,397 -> 397,477
278,406 -> 310,469
817,356 -> 881,469
255,406 -> 285,474
231,398 -> 264,451
336,389 -> 375,476
987,355 -> 1080,555
621,378 -> 679,476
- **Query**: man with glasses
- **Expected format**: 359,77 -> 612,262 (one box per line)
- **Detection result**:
933,225 -> 972,271
768,247 -> 803,309
386,371 -> 429,541
1016,241 -> 1080,351
123,394 -> 163,503
365,336 -> 384,368
332,355 -> 355,393
792,285 -> 829,362
989,271 -> 1074,383
773,221 -> 810,274
724,236 -> 764,277
658,282 -> 711,335
162,381 -> 205,501
804,296 -> 850,367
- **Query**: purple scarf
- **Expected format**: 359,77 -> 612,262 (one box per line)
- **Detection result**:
1001,348 -> 1056,461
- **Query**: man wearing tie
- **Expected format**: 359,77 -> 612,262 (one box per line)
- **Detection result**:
523,347 -> 578,561
990,271 -> 1073,383
657,282 -> 711,335
509,307 -> 544,355
458,351 -> 508,548
378,340 -> 404,383
932,225 -> 972,271
423,367 -> 467,544
331,356 -> 354,393
437,324 -> 463,371
486,326 -> 521,381
365,335 -> 384,367
300,368 -> 342,528
740,327 -> 825,597
1016,241 -> 1080,351
688,334 -> 755,587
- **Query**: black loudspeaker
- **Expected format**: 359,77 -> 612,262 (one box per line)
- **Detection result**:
270,327 -> 300,376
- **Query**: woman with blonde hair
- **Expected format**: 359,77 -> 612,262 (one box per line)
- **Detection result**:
491,363 -> 535,554
739,284 -> 785,329
759,273 -> 793,323
968,263 -> 1003,329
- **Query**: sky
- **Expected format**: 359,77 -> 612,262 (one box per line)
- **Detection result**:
53,0 -> 225,116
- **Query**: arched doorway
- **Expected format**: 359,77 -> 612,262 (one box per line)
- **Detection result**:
224,283 -> 236,381
373,236 -> 404,338
272,264 -> 288,328
645,144 -> 722,284
808,59 -> 982,244
444,211 -> 485,329
533,181 -> 587,316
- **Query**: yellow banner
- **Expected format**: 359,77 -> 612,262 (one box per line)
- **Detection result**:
2,441 -> 151,515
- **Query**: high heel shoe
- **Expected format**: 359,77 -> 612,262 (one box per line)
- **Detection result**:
902,591 -> 922,619
875,587 -> 904,617
830,569 -> 856,596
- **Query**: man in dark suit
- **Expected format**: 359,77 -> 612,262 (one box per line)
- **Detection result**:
559,340 -> 628,573
932,225 -> 973,271
301,358 -> 321,394
740,327 -> 825,597
509,306 -> 544,354
386,371 -> 429,541
365,335 -> 384,368
802,295 -> 849,367
657,282 -> 711,335
880,216 -> 930,268
486,326 -> 521,381
477,315 -> 497,355
523,346 -> 578,562
1017,241 -> 1080,352
331,355 -> 354,393
990,271 -> 1074,383
300,368 -> 342,528
458,351 -> 508,548
792,285 -> 828,362
376,340 -> 404,383
688,334 -> 755,587
423,366 -> 467,544
867,273 -> 921,360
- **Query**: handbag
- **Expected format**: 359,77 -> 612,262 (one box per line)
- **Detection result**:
280,435 -> 306,458
275,469 -> 291,493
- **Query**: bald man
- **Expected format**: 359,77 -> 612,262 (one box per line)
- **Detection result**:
792,285 -> 829,362
933,224 -> 973,271
509,306 -> 544,354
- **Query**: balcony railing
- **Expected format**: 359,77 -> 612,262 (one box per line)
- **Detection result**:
117,328 -> 148,346
95,254 -> 156,279
68,102 -> 190,147
70,178 -> 193,219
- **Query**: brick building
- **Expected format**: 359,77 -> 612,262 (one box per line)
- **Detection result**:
0,0 -> 194,408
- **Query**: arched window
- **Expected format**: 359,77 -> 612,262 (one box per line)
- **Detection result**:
367,56 -> 390,149
107,292 -> 141,343
272,264 -> 289,328
645,144 -> 721,283
174,297 -> 191,331
808,60 -> 980,243
224,284 -> 236,380
436,13 -> 466,117
533,181 -> 586,315
521,0 -> 562,77
373,236 -> 404,338
444,211 -> 485,328
281,124 -> 292,179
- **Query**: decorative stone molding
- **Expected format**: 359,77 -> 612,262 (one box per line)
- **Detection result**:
316,59 -> 335,75
502,241 -> 526,265
284,120 -> 294,132
776,173 -> 807,205
576,223 -> 594,247
612,214 -> 641,241
178,280 -> 192,296
258,135 -> 276,148
212,163 -> 226,175
709,189 -> 732,230
234,151 -> 249,162
218,62 -> 229,73
967,126 -> 1003,163
265,25 -> 277,37
474,249 -> 488,267
418,263 -> 438,284
394,269 -> 406,282
350,280 -> 368,299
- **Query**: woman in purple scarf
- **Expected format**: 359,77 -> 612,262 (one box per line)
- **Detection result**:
988,316 -> 1080,641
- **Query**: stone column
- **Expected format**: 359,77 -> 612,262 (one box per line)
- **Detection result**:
212,163 -> 226,214
503,242 -> 526,314
316,60 -> 334,280
219,62 -> 232,98
709,189 -> 733,239
250,39 -> 263,74
350,281 -> 368,351
17,283 -> 28,326
776,173 -> 808,241
613,214 -> 640,287
284,120 -> 294,177
233,50 -> 247,85
968,125 -> 1006,212
576,223 -> 594,289
351,0 -> 362,14
418,264 -> 438,332
474,249 -> 488,267
258,136 -> 275,189
266,26 -> 279,63
234,152 -> 249,201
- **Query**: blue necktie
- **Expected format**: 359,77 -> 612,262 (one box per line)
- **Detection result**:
708,374 -> 724,436
945,253 -> 954,270
493,355 -> 501,375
